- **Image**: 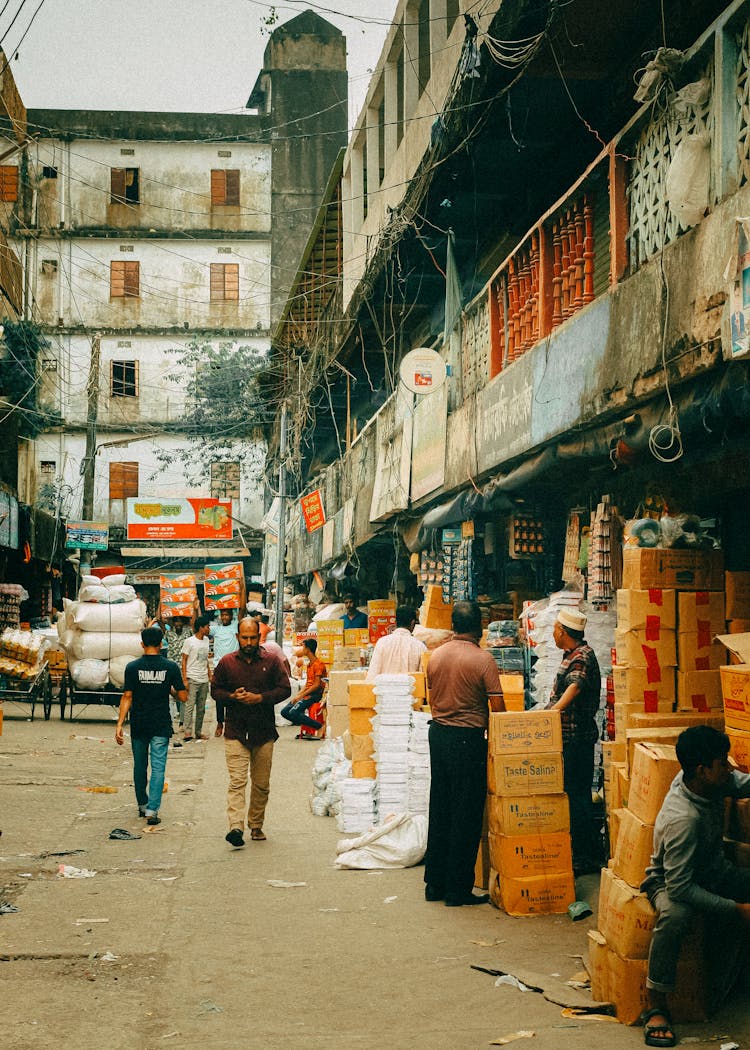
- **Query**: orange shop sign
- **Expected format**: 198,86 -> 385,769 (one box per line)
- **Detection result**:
300,490 -> 326,533
126,498 -> 232,540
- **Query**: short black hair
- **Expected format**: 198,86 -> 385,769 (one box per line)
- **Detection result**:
194,615 -> 210,631
396,605 -> 416,628
563,626 -> 585,643
452,600 -> 482,636
676,725 -> 730,779
343,592 -> 357,602
141,625 -> 163,648
304,638 -> 318,655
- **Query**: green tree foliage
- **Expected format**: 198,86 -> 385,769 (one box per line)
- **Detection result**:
0,319 -> 58,437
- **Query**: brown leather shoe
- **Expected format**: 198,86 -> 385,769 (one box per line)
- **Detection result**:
250,828 -> 266,841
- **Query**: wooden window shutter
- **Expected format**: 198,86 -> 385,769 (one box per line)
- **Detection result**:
111,167 -> 127,203
110,260 -> 125,297
225,263 -> 239,300
210,263 -> 224,300
225,170 -> 240,205
0,166 -> 18,202
109,461 -> 139,499
134,359 -> 140,396
211,169 -> 226,205
123,260 -> 139,297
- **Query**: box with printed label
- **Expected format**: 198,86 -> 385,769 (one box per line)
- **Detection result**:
622,548 -> 724,592
615,628 -> 677,670
611,808 -> 655,888
487,793 -> 570,836
627,743 -> 681,824
499,871 -> 576,915
625,727 -> 684,772
617,589 -> 676,631
597,864 -> 656,957
628,710 -> 724,732
327,669 -> 366,707
676,669 -> 722,712
487,751 -> 565,796
489,831 -> 572,878
612,665 -> 676,706
720,664 -> 750,721
677,591 -> 726,633
727,727 -> 750,772
726,571 -> 750,619
677,631 -> 725,671
488,709 -> 562,754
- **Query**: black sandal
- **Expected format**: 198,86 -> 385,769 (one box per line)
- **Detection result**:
642,1007 -> 676,1047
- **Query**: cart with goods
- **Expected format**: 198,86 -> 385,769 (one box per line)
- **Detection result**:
0,629 -> 54,720
59,673 -> 121,721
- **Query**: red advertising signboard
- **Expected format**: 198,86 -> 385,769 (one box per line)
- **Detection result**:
126,498 -> 232,540
300,490 -> 326,533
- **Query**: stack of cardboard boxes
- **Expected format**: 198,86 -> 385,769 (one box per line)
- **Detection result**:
719,572 -> 750,770
485,710 -> 576,915
420,585 -> 453,631
345,674 -> 427,780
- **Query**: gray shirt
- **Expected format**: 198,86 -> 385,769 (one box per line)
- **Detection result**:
641,769 -> 750,914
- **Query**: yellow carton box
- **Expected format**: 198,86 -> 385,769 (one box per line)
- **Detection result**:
628,710 -> 724,732
348,682 -> 377,709
327,668 -> 366,707
489,831 -> 572,879
611,808 -> 655,888
726,571 -> 750,619
410,672 -> 426,699
609,807 -> 623,855
727,726 -> 750,772
474,835 -> 490,891
677,591 -> 726,633
720,664 -> 750,728
352,758 -> 377,779
487,793 -> 570,837
617,588 -> 676,631
615,701 -> 673,742
350,732 -> 374,762
597,864 -> 656,958
677,632 -> 725,671
326,702 -> 349,740
612,664 -> 676,706
349,708 -> 375,735
488,709 -> 562,754
676,669 -> 722,712
344,628 -> 370,647
487,752 -> 565,796
610,761 -> 627,809
615,628 -> 677,669
587,930 -> 649,1025
499,674 -> 525,712
622,548 -> 724,593
625,727 -> 684,772
499,871 -> 576,916
628,743 -> 681,824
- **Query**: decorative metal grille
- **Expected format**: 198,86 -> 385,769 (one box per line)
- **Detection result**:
628,65 -> 713,270
461,295 -> 489,397
737,18 -> 750,185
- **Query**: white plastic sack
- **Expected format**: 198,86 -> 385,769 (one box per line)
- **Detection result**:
70,630 -> 144,661
101,574 -> 127,588
73,599 -> 146,633
80,575 -> 99,587
105,584 -> 137,604
58,627 -> 75,653
78,584 -> 110,603
334,812 -> 428,869
108,654 -> 133,690
666,130 -> 710,228
413,625 -> 453,650
69,658 -> 109,690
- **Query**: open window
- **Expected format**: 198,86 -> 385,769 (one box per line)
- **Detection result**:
111,167 -> 140,205
211,169 -> 240,206
110,260 -> 140,298
110,360 -> 139,398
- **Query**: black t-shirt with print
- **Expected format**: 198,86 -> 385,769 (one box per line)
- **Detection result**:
124,655 -> 184,739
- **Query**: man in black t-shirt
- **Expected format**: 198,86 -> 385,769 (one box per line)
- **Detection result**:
115,626 -> 187,825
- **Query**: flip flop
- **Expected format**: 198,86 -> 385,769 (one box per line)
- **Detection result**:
641,1007 -> 676,1047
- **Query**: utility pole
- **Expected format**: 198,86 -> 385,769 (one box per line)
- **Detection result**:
274,401 -> 287,643
79,332 -> 101,577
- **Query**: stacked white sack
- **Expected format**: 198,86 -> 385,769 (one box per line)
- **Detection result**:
407,710 -> 431,816
373,674 -> 413,819
61,574 -> 146,689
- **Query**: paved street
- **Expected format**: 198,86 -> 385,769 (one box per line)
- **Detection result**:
0,705 -> 747,1050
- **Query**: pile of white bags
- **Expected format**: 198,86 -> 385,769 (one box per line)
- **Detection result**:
60,574 -> 146,690
309,737 -> 351,817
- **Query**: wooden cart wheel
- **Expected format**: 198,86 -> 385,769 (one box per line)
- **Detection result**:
59,677 -> 67,720
43,671 -> 53,720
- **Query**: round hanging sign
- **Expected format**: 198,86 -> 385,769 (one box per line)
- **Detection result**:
398,347 -> 446,395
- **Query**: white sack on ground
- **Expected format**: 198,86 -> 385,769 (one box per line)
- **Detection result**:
70,630 -> 144,661
73,599 -> 146,633
334,812 -> 428,869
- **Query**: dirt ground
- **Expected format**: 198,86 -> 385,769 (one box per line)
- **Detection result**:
1,701 -> 748,1050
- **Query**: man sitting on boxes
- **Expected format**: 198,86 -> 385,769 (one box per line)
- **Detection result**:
639,725 -> 750,1048
546,608 -> 601,877
280,638 -> 326,737
366,605 -> 426,680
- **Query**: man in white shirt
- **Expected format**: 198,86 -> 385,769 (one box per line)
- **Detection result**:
181,616 -> 211,742
366,605 -> 427,681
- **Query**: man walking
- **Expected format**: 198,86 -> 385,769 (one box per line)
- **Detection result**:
181,615 -> 211,742
115,625 -> 187,825
424,600 -> 503,906
280,638 -> 326,735
211,617 -> 291,847
210,609 -> 239,738
366,605 -> 426,679
162,614 -> 191,731
545,608 -> 601,876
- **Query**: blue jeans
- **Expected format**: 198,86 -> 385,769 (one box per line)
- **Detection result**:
131,735 -> 169,816
281,694 -> 323,729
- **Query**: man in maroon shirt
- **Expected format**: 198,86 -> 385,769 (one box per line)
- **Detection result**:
211,617 -> 291,848
424,600 -> 504,906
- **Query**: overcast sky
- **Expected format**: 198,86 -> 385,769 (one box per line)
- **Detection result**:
6,0 -> 397,126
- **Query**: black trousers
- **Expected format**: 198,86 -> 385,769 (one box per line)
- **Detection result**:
562,738 -> 596,867
424,722 -> 487,899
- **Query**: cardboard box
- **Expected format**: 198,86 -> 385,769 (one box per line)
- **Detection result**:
410,672 -> 426,699
726,571 -> 750,619
326,703 -> 349,740
612,664 -> 676,706
499,674 -> 525,712
615,701 -> 674,742
617,588 -> 676,631
622,548 -> 724,592
677,631 -> 724,671
420,587 -> 453,632
616,764 -> 630,809
726,798 -> 750,843
344,628 -> 370,647
610,762 -> 627,809
588,931 -> 649,1025
333,644 -> 363,670
487,866 -> 503,908
720,664 -> 750,729
489,831 -> 572,878
615,628 -> 677,670
350,732 -> 374,762
597,864 -> 656,958
611,808 -> 655,888
487,794 -> 569,838
487,751 -> 565,796
677,591 -> 726,633
728,619 -> 750,634
628,743 -> 681,824
488,709 -> 562,755
627,710 -> 724,732
609,807 -> 622,855
367,599 -> 396,644
474,836 -> 490,891
349,708 -> 375,735
352,758 -> 377,779
499,871 -> 576,916
676,669 -> 722,711
327,669 -> 366,707
727,726 -> 750,772
625,727 -> 683,772
348,682 -> 377,709
602,740 -> 626,766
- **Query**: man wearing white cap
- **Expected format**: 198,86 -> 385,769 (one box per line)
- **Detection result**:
547,608 -> 601,876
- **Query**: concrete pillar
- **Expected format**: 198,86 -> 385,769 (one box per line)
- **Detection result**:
366,101 -> 381,201
431,0 -> 447,56
403,8 -> 420,116
384,52 -> 399,165
713,26 -> 740,202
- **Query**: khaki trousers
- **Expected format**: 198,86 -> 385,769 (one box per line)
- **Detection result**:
224,737 -> 274,831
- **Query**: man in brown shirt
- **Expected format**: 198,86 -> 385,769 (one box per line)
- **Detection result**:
211,617 -> 291,847
424,600 -> 503,906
